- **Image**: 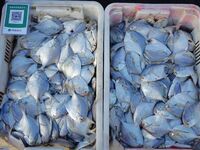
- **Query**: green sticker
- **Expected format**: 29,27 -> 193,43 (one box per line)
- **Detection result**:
2,3 -> 30,35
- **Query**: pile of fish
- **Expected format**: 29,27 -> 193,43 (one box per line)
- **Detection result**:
110,18 -> 200,148
0,15 -> 97,149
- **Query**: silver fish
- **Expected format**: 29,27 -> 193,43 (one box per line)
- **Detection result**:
7,79 -> 27,100
166,92 -> 196,118
27,71 -> 49,100
81,65 -> 95,84
141,64 -> 169,82
110,106 -> 124,137
174,51 -> 195,66
15,110 -> 40,145
182,102 -> 200,135
68,76 -> 89,96
168,77 -> 182,98
128,20 -> 153,38
144,39 -> 171,63
10,55 -> 34,76
110,21 -> 125,44
110,68 -> 122,80
142,129 -> 165,148
38,114 -> 52,143
111,42 -> 124,57
86,87 -> 95,110
167,30 -> 188,54
61,54 -> 81,79
49,100 -> 67,119
174,66 -> 198,84
44,65 -> 58,78
12,102 -> 23,122
182,30 -> 195,52
20,31 -> 48,49
70,33 -> 94,65
125,52 -> 145,74
119,65 -> 133,84
169,118 -> 182,128
153,102 -> 176,120
130,91 -> 143,113
35,38 -> 61,67
65,93 -> 88,122
51,120 -> 59,140
142,115 -> 171,138
19,96 -> 39,117
130,74 -> 141,88
63,19 -> 86,35
49,72 -> 65,94
124,31 -> 146,56
35,16 -> 64,35
76,133 -> 96,150
115,78 -> 136,112
57,37 -> 73,70
57,32 -> 70,47
180,78 -> 198,100
78,48 -> 95,65
68,131 -> 84,143
84,20 -> 97,51
169,125 -> 198,144
50,94 -> 70,119
120,121 -> 143,147
26,63 -> 38,77
111,47 -> 126,71
148,27 -> 169,44
110,89 -> 117,109
1,101 -> 16,128
57,116 -> 68,137
163,135 -> 176,148
160,77 -> 171,90
67,117 -> 94,136
124,110 -> 134,124
134,102 -> 155,125
141,81 -> 168,102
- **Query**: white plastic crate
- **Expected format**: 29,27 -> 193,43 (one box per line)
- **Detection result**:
104,3 -> 200,150
0,1 -> 104,150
